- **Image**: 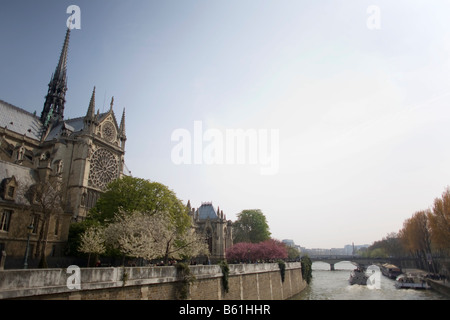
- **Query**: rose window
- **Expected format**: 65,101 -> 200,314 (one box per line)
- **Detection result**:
102,121 -> 116,142
88,148 -> 119,190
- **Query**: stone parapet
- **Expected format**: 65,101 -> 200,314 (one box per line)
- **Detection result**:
0,262 -> 305,300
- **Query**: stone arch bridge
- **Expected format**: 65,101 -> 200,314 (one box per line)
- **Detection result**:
309,255 -> 404,271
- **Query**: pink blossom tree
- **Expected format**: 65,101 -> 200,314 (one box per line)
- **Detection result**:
225,239 -> 287,263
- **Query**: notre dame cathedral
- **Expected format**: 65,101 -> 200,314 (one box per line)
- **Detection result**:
0,26 -> 232,265
0,27 -> 127,262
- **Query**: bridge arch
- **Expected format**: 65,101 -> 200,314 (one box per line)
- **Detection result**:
312,260 -> 357,271
309,256 -> 391,271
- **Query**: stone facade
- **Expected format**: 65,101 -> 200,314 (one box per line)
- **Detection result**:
0,25 -> 234,266
187,201 -> 233,263
0,27 -> 127,261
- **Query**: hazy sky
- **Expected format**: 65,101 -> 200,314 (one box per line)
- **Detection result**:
1,0 -> 450,249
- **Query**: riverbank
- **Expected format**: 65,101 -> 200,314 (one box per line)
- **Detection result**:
400,268 -> 450,299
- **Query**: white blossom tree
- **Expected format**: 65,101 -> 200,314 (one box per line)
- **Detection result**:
105,211 -> 159,261
78,226 -> 106,266
104,211 -> 208,265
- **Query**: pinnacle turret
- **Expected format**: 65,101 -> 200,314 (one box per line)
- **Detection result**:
84,86 -> 96,123
119,108 -> 126,138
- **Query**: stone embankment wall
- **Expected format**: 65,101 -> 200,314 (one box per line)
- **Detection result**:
0,262 -> 306,300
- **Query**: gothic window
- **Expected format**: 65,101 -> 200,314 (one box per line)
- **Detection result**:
31,215 -> 39,234
2,176 -> 17,201
206,228 -> 213,254
7,186 -> 15,199
80,192 -> 87,207
54,160 -> 63,175
88,148 -> 119,190
0,210 -> 12,232
86,189 -> 101,210
102,121 -> 116,143
54,216 -> 60,236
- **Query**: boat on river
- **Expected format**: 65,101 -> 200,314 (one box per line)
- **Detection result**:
381,263 -> 402,279
349,267 -> 369,285
394,274 -> 431,289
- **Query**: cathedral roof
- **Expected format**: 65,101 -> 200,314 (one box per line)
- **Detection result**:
0,159 -> 38,206
197,202 -> 219,220
44,117 -> 85,141
0,100 -> 112,142
0,100 -> 43,140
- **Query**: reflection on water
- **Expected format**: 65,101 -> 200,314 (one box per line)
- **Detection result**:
291,261 -> 447,300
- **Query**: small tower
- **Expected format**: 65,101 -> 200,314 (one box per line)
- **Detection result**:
84,86 -> 97,132
119,108 -> 126,149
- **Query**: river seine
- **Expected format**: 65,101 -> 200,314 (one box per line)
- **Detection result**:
291,261 -> 448,300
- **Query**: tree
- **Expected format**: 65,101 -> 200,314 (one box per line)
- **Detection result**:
104,211 -> 159,261
225,242 -> 254,262
399,210 -> 436,272
232,209 -> 271,244
78,226 -> 106,266
301,255 -> 313,284
69,176 -> 192,255
225,239 -> 287,263
428,187 -> 450,252
104,211 -> 208,265
382,232 -> 405,258
365,232 -> 405,258
25,177 -> 65,268
89,176 -> 190,229
287,245 -> 301,260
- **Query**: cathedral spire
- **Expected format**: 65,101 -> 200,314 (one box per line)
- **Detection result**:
53,27 -> 70,84
40,27 -> 71,129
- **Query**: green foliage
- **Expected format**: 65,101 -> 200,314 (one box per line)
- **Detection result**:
176,262 -> 196,300
89,176 -> 191,232
301,255 -> 313,284
360,232 -> 404,258
121,267 -> 129,287
278,260 -> 286,282
287,246 -> 301,260
66,219 -> 101,256
232,209 -> 271,244
67,176 -> 192,258
218,260 -> 230,293
369,248 -> 388,258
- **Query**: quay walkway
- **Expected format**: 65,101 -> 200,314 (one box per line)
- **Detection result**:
403,268 -> 450,298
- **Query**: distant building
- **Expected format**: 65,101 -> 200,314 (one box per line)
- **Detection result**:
282,239 -> 302,256
187,201 -> 233,263
282,239 -> 296,247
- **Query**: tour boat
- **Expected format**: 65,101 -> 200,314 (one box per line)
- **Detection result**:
394,274 -> 430,289
349,267 -> 369,285
381,263 -> 403,279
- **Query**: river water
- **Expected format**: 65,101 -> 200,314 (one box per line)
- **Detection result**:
291,261 -> 448,300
